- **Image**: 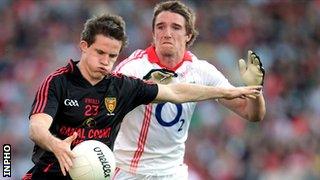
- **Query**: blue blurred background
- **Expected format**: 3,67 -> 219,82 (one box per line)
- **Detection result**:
1,0 -> 320,179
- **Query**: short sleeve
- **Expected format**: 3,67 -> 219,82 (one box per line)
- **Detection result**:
29,76 -> 61,119
120,75 -> 158,107
198,61 -> 234,88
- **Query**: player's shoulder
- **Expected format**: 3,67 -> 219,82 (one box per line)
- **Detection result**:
109,72 -> 148,89
114,49 -> 148,72
110,72 -> 140,81
189,53 -> 219,71
126,49 -> 147,62
48,61 -> 73,79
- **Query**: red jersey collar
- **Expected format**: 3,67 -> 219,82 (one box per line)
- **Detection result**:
146,45 -> 192,71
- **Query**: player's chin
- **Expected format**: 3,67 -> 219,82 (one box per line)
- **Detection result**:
92,72 -> 106,80
159,47 -> 175,56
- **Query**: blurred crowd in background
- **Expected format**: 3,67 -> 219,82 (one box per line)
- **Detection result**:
1,0 -> 320,179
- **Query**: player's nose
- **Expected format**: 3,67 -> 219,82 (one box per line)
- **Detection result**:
163,27 -> 172,38
100,56 -> 110,66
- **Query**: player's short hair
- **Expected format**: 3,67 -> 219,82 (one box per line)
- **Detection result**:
152,0 -> 198,47
81,14 -> 128,51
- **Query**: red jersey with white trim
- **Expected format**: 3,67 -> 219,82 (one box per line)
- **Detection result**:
113,46 -> 233,175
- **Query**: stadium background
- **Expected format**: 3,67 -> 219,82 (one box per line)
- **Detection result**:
1,0 -> 320,179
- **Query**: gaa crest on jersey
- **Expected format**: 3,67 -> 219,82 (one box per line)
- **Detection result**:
105,97 -> 116,115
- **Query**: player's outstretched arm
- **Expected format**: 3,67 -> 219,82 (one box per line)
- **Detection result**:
153,83 -> 262,104
29,113 -> 77,176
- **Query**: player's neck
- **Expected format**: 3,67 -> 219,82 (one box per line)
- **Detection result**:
157,52 -> 184,69
77,61 -> 104,86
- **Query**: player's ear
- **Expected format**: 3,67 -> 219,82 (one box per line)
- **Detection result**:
79,40 -> 88,52
186,34 -> 192,44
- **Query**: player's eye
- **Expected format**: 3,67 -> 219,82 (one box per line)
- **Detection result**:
109,54 -> 117,59
172,24 -> 182,30
96,49 -> 105,55
156,24 -> 165,30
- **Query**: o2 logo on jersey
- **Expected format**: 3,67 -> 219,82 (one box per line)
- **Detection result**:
155,103 -> 185,131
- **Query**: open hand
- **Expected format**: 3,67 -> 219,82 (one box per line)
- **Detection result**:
51,132 -> 77,176
238,50 -> 265,86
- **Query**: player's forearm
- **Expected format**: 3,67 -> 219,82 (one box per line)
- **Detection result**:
246,94 -> 266,122
29,114 -> 61,152
173,83 -> 227,102
157,83 -> 227,103
29,123 -> 61,152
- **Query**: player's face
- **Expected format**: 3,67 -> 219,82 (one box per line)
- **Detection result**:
80,34 -> 121,82
153,11 -> 191,58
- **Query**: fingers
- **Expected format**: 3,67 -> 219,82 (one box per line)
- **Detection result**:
256,55 -> 265,85
56,149 -> 75,176
250,51 -> 258,65
223,86 -> 262,100
160,76 -> 169,82
57,156 -> 67,176
65,132 -> 78,145
249,85 -> 263,91
251,52 -> 264,71
63,153 -> 74,171
249,50 -> 262,66
236,86 -> 261,99
159,73 -> 174,82
143,69 -> 177,80
149,71 -> 175,84
248,50 -> 253,64
246,86 -> 262,98
249,86 -> 262,94
253,56 -> 260,66
250,51 -> 263,70
238,59 -> 247,75
68,149 -> 77,159
156,72 -> 175,79
246,94 -> 257,99
241,94 -> 257,99
53,132 -> 78,176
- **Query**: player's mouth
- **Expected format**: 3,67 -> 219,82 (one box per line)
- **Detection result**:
162,41 -> 173,45
98,67 -> 109,75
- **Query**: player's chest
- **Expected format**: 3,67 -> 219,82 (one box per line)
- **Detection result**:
58,85 -> 121,128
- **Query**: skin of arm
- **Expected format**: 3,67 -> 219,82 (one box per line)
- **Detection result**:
154,83 -> 262,104
219,94 -> 266,122
29,113 -> 77,176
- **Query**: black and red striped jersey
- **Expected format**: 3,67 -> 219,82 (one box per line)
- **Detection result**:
28,60 -> 158,174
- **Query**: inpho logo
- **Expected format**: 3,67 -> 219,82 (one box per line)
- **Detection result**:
3,144 -> 11,177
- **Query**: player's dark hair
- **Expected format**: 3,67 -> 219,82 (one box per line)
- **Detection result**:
81,14 -> 128,51
152,0 -> 198,47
